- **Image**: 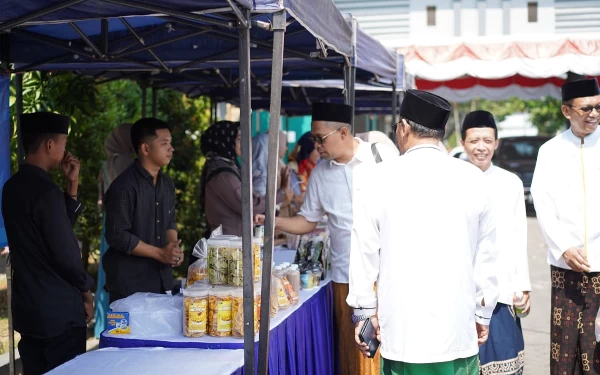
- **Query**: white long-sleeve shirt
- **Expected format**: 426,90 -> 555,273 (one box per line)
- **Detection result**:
298,138 -> 398,283
531,128 -> 600,271
347,145 -> 499,363
485,165 -> 531,305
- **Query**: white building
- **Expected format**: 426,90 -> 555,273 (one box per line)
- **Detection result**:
334,0 -> 600,48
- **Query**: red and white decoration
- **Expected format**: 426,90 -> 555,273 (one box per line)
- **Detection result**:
398,38 -> 600,102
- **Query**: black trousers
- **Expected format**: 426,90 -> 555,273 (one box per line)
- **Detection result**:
18,327 -> 86,375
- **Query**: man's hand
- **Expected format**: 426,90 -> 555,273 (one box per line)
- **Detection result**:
62,152 -> 80,183
476,323 -> 489,347
82,290 -> 94,324
562,247 -> 591,272
158,240 -> 183,266
354,317 -> 380,358
513,291 -> 531,315
254,214 -> 265,225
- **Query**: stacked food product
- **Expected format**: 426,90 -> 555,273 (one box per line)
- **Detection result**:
182,234 -> 321,339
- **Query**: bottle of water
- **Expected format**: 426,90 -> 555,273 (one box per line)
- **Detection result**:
514,292 -> 529,318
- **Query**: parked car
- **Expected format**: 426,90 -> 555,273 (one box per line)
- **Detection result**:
492,136 -> 553,207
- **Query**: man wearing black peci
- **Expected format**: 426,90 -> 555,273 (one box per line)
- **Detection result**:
2,112 -> 94,375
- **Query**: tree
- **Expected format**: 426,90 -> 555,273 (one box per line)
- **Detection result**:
8,73 -> 211,279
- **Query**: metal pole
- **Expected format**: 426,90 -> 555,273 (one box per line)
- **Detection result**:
391,78 -> 397,126
141,85 -> 147,118
15,74 -> 24,164
258,9 -> 286,375
238,10 -> 255,375
152,87 -> 158,118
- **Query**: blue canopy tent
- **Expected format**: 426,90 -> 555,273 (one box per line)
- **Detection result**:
0,1 -> 355,373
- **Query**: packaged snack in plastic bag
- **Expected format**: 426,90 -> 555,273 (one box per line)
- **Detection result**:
186,239 -> 208,287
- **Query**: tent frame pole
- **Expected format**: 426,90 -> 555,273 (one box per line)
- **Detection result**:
258,9 -> 286,375
0,0 -> 85,33
98,0 -> 235,28
238,9 -> 255,375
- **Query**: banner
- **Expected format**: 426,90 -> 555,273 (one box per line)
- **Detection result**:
0,74 -> 10,247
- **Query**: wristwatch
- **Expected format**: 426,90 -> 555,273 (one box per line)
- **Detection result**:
351,306 -> 377,324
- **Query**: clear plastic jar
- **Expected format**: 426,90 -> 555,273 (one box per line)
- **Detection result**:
301,270 -> 313,290
228,239 -> 244,286
231,287 -> 260,337
208,239 -> 231,285
183,287 -> 209,337
286,264 -> 301,297
208,287 -> 232,337
273,266 -> 292,309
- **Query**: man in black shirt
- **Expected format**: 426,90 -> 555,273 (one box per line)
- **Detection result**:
1,112 -> 94,375
103,118 -> 182,303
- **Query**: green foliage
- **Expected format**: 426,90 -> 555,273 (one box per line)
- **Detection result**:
8,73 -> 210,279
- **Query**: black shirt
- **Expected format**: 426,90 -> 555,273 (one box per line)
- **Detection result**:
1,164 -> 93,339
103,160 -> 177,299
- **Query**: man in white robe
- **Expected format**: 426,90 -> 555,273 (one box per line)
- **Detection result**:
531,78 -> 600,375
461,110 -> 531,375
348,89 -> 499,375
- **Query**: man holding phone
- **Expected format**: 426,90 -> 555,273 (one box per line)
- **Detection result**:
2,112 -> 94,375
348,90 -> 499,374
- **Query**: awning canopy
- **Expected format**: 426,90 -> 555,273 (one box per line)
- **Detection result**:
399,37 -> 600,102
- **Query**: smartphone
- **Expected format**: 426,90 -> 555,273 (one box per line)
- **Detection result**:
358,317 -> 380,358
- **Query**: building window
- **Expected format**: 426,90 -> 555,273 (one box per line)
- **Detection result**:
427,6 -> 436,26
528,2 -> 538,23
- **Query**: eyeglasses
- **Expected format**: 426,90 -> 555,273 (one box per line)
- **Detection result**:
310,128 -> 341,144
568,104 -> 600,114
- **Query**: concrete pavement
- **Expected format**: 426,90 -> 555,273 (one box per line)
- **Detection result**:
522,217 -> 551,375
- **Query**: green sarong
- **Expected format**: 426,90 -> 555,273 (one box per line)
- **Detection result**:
381,355 -> 479,375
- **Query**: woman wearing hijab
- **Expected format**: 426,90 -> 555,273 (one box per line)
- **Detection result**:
200,121 -> 290,236
251,130 -> 289,197
296,131 -> 320,193
95,123 -> 134,338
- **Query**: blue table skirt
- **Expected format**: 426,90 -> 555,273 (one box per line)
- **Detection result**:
101,282 -> 334,375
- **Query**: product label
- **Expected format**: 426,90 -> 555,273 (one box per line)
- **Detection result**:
188,300 -> 208,333
217,300 -> 233,332
107,312 -> 131,334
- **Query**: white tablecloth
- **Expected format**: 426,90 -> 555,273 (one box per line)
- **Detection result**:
46,347 -> 243,375
101,279 -> 331,347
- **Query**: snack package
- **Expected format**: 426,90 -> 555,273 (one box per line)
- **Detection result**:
208,287 -> 232,337
183,287 -> 209,337
228,239 -> 244,286
208,239 -> 231,285
186,240 -> 208,287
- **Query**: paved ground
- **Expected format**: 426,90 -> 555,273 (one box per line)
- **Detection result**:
522,216 -> 551,375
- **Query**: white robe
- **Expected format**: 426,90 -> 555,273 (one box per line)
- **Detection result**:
531,128 -> 600,271
348,145 -> 499,363
485,165 -> 531,305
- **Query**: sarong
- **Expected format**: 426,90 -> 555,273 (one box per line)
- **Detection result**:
333,282 -> 380,375
381,355 -> 479,375
550,265 -> 600,375
479,303 -> 525,375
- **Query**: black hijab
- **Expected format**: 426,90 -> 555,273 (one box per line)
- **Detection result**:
199,121 -> 241,209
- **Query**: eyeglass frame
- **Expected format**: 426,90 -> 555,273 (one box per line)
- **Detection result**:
567,104 -> 600,115
310,127 -> 344,144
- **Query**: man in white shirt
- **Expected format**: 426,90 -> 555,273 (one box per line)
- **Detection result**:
256,102 -> 396,375
348,89 -> 499,375
531,78 -> 600,375
461,110 -> 531,375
